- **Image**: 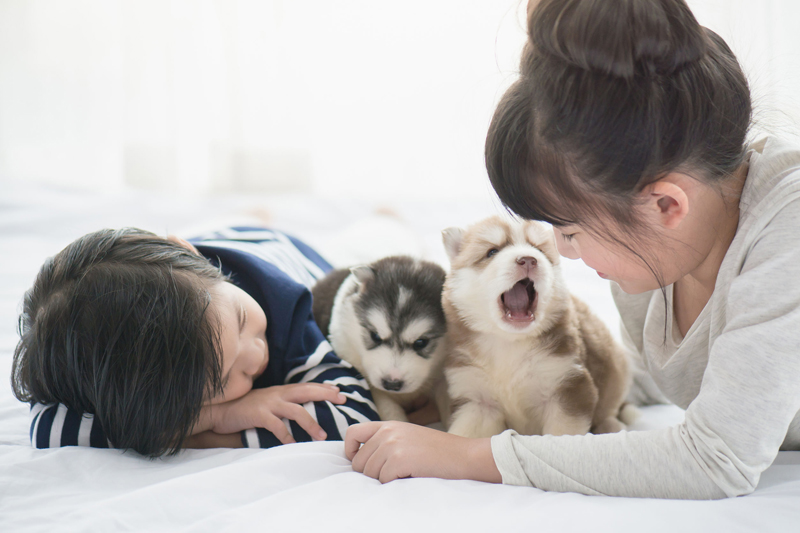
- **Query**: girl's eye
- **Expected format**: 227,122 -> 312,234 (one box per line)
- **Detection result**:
562,233 -> 576,242
413,338 -> 429,351
486,248 -> 499,258
369,331 -> 382,345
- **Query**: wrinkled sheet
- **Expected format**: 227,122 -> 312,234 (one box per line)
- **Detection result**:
1,184 -> 798,532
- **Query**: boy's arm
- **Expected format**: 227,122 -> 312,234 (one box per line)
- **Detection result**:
28,403 -> 110,449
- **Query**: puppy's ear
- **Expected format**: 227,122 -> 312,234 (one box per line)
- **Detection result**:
442,227 -> 465,263
350,265 -> 375,288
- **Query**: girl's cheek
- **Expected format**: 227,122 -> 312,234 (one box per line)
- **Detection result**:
555,235 -> 580,260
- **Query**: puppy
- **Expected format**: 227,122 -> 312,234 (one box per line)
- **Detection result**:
312,256 -> 449,422
441,216 -> 629,438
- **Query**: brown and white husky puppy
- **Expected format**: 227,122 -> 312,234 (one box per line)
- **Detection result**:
441,216 -> 629,438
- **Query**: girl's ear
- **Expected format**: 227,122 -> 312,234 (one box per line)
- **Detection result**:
640,176 -> 690,230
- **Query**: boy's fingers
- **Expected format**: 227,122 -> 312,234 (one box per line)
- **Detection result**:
344,422 -> 383,461
280,403 -> 327,441
264,415 -> 295,444
284,383 -> 344,405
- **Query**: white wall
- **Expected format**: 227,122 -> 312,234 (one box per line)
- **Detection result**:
0,0 -> 797,199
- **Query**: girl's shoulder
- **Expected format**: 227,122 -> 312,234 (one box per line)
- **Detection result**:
740,136 -> 800,222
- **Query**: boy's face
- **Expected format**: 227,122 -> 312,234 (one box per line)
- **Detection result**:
205,281 -> 269,404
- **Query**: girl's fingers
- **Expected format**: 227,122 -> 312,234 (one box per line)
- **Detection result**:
278,403 -> 327,441
361,443 -> 391,481
344,422 -> 384,461
349,423 -> 391,471
283,383 -> 344,405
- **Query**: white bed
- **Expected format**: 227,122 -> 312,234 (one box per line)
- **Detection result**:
1,184 -> 799,532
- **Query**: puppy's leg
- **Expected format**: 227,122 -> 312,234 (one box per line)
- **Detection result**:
372,389 -> 408,422
542,371 -> 596,436
592,416 -> 625,434
448,401 -> 507,438
445,366 -> 506,438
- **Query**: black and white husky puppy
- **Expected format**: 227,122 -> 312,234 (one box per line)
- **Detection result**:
312,256 -> 449,422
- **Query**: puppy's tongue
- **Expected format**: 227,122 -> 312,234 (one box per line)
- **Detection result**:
503,280 -> 532,319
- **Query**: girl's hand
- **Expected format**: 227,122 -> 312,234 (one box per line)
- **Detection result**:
344,421 -> 502,484
202,383 -> 346,444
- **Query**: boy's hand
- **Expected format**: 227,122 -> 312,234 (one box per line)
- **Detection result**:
204,383 -> 346,444
345,421 -> 502,484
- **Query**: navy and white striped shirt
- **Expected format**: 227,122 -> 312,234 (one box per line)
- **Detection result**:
29,227 -> 379,451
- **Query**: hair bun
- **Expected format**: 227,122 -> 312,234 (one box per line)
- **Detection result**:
528,0 -> 708,78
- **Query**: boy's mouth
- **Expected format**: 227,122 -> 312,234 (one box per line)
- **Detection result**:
499,278 -> 537,326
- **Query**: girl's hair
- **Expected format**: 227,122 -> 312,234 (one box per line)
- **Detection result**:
11,228 -> 226,457
487,0 -> 752,236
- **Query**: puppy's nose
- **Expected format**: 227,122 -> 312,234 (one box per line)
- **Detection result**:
516,256 -> 537,267
381,378 -> 404,392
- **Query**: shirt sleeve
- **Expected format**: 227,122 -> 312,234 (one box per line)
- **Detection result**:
491,199 -> 800,499
29,403 -> 110,449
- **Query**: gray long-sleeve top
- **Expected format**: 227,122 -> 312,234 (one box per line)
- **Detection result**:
490,137 -> 800,499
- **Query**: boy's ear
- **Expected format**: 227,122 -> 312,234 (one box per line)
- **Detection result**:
641,177 -> 690,230
442,227 -> 465,263
350,265 -> 375,288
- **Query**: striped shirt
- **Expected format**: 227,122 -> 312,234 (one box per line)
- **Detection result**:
30,226 -> 379,450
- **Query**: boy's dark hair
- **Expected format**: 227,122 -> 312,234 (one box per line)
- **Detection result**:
11,228 -> 226,457
486,0 -> 751,241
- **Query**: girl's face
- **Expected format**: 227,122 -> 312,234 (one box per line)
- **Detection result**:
205,281 -> 269,405
553,224 -> 665,294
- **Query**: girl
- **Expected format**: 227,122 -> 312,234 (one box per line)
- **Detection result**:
13,226 -> 379,456
344,0 -> 800,499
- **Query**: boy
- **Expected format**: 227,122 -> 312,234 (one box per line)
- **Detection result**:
13,226 -> 379,456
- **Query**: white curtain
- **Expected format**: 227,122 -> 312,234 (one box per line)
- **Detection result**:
0,0 -> 797,198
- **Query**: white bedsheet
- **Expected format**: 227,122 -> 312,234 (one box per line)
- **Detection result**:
1,184 -> 799,532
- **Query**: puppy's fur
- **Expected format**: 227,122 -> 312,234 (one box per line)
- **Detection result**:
312,256 -> 449,422
442,216 -> 629,438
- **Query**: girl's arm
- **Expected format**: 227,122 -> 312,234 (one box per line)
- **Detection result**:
346,201 -> 800,499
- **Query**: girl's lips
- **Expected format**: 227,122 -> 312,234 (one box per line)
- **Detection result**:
597,271 -> 608,279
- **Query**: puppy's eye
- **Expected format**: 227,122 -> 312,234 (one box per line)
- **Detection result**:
369,331 -> 382,345
486,248 -> 499,258
413,338 -> 429,350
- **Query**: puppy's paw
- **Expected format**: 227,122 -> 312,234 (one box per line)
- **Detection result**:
592,416 -> 625,434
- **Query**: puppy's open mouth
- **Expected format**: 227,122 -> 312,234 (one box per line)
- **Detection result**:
500,278 -> 538,325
